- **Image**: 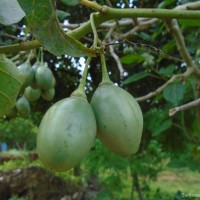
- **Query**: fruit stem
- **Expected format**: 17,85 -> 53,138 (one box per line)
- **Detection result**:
100,53 -> 113,86
40,48 -> 44,63
70,57 -> 91,99
79,57 -> 92,91
27,51 -> 31,62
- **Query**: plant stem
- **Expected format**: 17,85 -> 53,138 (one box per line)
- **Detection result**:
169,98 -> 200,116
80,0 -> 102,11
78,57 -> 92,92
100,53 -> 113,85
90,13 -> 99,49
0,40 -> 41,54
133,173 -> 144,200
70,57 -> 91,99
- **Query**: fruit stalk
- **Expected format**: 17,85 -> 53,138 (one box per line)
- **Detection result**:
71,57 -> 91,99
100,53 -> 113,85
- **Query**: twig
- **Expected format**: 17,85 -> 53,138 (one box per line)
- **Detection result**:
175,1 -> 200,10
105,39 -> 183,62
108,40 -> 124,78
169,98 -> 200,116
165,19 -> 200,80
80,0 -> 102,12
90,13 -> 99,49
136,67 -> 194,102
0,40 -> 41,54
120,18 -> 157,39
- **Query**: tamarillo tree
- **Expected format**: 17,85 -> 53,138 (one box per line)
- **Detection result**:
1,0 -> 200,199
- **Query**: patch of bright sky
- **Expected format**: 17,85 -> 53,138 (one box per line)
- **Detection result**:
63,20 -> 69,32
117,0 -> 137,8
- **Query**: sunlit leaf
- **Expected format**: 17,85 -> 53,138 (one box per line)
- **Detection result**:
122,71 -> 149,85
17,0 -> 95,57
163,81 -> 185,106
144,108 -> 172,136
0,55 -> 24,116
0,0 -> 25,25
158,0 -> 176,8
56,10 -> 70,21
120,54 -> 144,64
159,64 -> 175,77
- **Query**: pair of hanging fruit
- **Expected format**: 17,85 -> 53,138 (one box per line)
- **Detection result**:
37,53 -> 143,172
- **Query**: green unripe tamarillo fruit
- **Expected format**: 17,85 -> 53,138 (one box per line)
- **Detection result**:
31,61 -> 41,89
18,60 -> 34,87
37,96 -> 96,172
24,86 -> 41,102
41,88 -> 55,101
35,62 -> 55,90
16,96 -> 31,117
91,83 -> 143,157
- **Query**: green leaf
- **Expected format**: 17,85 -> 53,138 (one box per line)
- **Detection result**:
122,71 -> 149,85
158,0 -> 176,8
60,0 -> 80,6
0,55 -> 24,116
145,108 -> 172,136
159,64 -> 175,77
56,10 -> 70,21
163,81 -> 185,106
120,54 -> 144,64
0,0 -> 25,25
17,0 -> 95,57
162,41 -> 176,53
179,19 -> 200,27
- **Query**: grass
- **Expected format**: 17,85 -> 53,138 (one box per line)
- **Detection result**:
150,167 -> 200,198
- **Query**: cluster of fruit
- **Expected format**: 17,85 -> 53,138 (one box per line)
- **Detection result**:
15,55 -> 56,117
37,54 -> 143,172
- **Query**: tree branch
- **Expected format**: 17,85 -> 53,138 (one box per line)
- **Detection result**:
165,19 -> 200,80
136,68 -> 194,102
69,8 -> 200,40
0,40 -> 41,54
169,98 -> 200,116
1,3 -> 200,54
108,40 -> 124,78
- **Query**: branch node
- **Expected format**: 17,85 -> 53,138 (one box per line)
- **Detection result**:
101,5 -> 108,13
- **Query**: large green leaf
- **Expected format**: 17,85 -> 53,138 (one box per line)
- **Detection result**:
122,71 -> 149,86
17,0 -> 95,57
163,81 -> 185,106
0,0 -> 25,25
0,55 -> 24,116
